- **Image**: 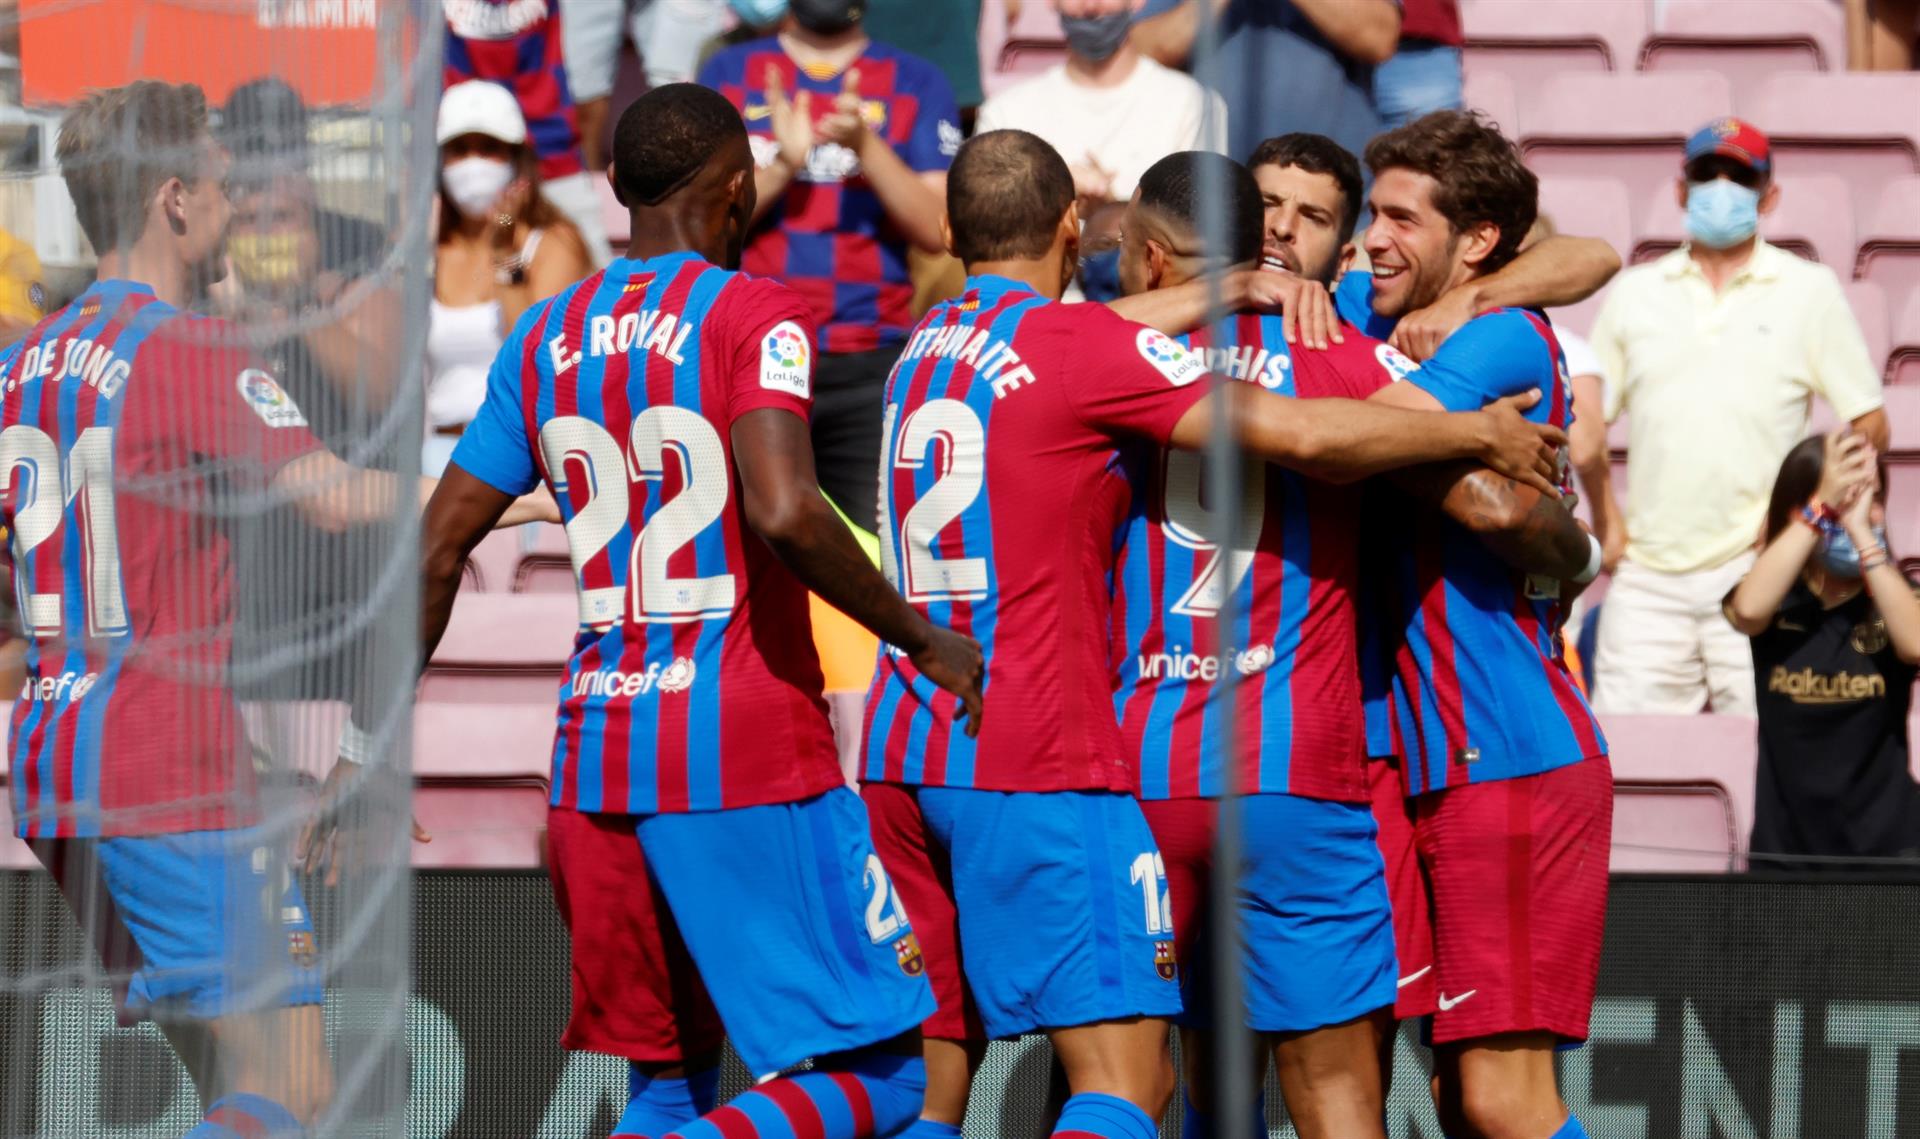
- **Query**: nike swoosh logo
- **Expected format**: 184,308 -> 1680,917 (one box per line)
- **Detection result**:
744,105 -> 772,121
1396,965 -> 1432,989
1438,989 -> 1478,1011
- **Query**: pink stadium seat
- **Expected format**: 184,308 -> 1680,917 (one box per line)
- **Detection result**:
1537,176 -> 1632,336
1893,292 -> 1920,387
513,522 -> 575,593
1855,177 -> 1920,328
1600,713 -> 1757,871
424,592 -> 579,703
1461,69 -> 1518,139
1888,461 -> 1920,524
1519,72 -> 1734,220
462,528 -> 522,593
1846,279 -> 1894,384
1639,0 -> 1841,109
0,699 -> 43,868
1750,73 -> 1920,219
1632,173 -> 1852,267
1460,0 -> 1648,106
412,700 -> 554,867
978,0 -> 1064,98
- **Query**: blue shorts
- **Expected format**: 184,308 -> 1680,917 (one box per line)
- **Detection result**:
569,788 -> 935,1076
35,830 -> 322,1023
1143,794 -> 1397,1034
863,784 -> 1184,1041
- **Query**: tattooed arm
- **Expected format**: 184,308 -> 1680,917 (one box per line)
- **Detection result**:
1387,462 -> 1593,580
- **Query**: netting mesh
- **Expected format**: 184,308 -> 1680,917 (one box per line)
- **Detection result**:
0,1 -> 436,1133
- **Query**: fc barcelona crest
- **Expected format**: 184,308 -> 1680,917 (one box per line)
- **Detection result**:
288,929 -> 317,969
1154,940 -> 1177,981
894,932 -> 925,977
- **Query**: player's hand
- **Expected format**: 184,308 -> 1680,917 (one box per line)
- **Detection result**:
764,64 -> 814,171
815,68 -> 869,152
1239,268 -> 1341,350
910,626 -> 986,738
1472,390 -> 1566,497
297,759 -> 431,889
1388,283 -> 1477,362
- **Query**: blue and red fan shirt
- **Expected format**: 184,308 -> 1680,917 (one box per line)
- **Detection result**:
444,0 -> 585,183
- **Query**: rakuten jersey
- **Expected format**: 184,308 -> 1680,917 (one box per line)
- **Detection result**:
1,281 -> 323,838
452,252 -> 844,814
1372,308 -> 1608,794
1115,313 -> 1399,803
444,0 -> 584,183
861,275 -> 1212,792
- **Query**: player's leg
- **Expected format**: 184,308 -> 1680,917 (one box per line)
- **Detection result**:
922,788 -> 1182,1139
862,781 -> 989,1139
546,806 -> 725,1137
638,788 -> 938,1139
1240,793 -> 1394,1139
1419,759 -> 1613,1139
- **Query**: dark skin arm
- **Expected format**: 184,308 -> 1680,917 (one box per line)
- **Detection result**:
732,408 -> 984,732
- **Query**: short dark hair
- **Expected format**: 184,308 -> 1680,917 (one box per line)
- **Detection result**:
1135,151 -> 1264,266
1247,132 -> 1363,241
1364,110 -> 1538,273
946,130 -> 1075,264
612,83 -> 746,206
221,76 -> 310,163
58,80 -> 211,254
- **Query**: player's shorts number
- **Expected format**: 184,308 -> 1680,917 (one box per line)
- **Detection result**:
1159,449 -> 1264,619
882,399 -> 989,604
0,424 -> 127,638
862,853 -> 911,944
1129,850 -> 1173,936
538,409 -> 736,629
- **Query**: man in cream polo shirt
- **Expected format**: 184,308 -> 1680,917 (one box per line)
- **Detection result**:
1588,118 -> 1888,716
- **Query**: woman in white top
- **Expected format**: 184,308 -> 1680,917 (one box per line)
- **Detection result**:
426,80 -> 591,474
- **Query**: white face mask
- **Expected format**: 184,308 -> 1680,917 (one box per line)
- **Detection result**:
442,156 -> 515,219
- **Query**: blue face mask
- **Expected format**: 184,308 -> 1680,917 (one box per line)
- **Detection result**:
1685,178 -> 1761,250
1819,520 -> 1889,581
730,0 -> 788,27
1061,11 -> 1133,62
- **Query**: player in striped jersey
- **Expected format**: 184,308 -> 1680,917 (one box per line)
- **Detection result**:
1355,111 -> 1612,1139
860,129 -> 1569,1139
412,85 -> 984,1139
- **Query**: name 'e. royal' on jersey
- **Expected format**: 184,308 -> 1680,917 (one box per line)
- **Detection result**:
0,280 -> 324,838
450,252 -> 844,815
1115,313 -> 1404,804
1369,300 -> 1608,795
861,275 -> 1213,792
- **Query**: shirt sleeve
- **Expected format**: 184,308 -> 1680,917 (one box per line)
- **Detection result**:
1060,308 -> 1213,444
157,326 -> 322,476
1405,310 -> 1551,413
718,277 -> 817,427
450,312 -> 542,497
1804,268 -> 1885,423
1334,271 -> 1376,330
899,59 -> 962,173
1295,334 -> 1405,400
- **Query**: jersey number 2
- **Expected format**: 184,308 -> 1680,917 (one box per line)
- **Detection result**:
882,399 -> 989,604
0,424 -> 127,638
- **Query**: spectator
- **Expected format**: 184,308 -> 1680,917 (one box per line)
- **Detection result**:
698,4 -> 959,530
1589,119 -> 1889,716
427,80 -> 591,476
1372,0 -> 1461,129
1845,0 -> 1919,70
445,0 -> 612,264
1726,432 -> 1920,865
977,0 -> 1226,210
562,0 -> 729,173
1132,0 -> 1400,167
866,0 -> 985,126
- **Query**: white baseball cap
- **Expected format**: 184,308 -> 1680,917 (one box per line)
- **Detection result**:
436,80 -> 528,147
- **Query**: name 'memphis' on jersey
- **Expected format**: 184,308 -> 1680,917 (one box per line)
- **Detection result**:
1114,313 -> 1402,805
450,252 -> 844,816
860,275 -> 1216,793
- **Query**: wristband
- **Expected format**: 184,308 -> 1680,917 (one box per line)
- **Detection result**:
1572,532 -> 1605,585
1793,506 -> 1823,533
339,719 -> 377,767
1861,546 -> 1892,573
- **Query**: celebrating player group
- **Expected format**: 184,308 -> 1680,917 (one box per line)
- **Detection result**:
4,72 -> 1618,1139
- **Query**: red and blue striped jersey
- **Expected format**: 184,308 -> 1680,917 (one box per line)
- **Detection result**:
0,281 -> 322,838
699,39 -> 961,354
1114,313 -> 1398,803
1373,308 -> 1608,794
444,0 -> 584,183
452,252 -> 843,814
861,275 -> 1212,792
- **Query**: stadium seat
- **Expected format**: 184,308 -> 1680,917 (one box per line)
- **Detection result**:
424,592 -> 579,704
1632,173 -> 1853,267
1749,73 -> 1920,220
1460,0 -> 1648,105
1893,292 -> 1920,387
1846,279 -> 1894,384
978,0 -> 1065,98
512,522 -> 575,593
1537,175 -> 1632,336
0,699 -> 42,869
1461,69 -> 1518,139
1855,177 -> 1920,329
1518,72 -> 1734,217
412,700 -> 554,868
1638,0 -> 1842,109
462,529 -> 522,593
1601,713 -> 1758,872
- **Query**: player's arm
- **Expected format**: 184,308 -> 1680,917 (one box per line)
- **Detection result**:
731,407 -> 984,732
1389,235 -> 1622,361
1370,380 -> 1597,581
1167,383 -> 1565,490
269,453 -> 556,533
1107,268 -> 1341,350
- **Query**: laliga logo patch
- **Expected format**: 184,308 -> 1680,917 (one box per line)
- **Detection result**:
658,656 -> 697,694
1136,328 -> 1206,387
1235,645 -> 1275,676
1154,940 -> 1177,981
236,368 -> 308,428
760,320 -> 811,399
1375,342 -> 1420,383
